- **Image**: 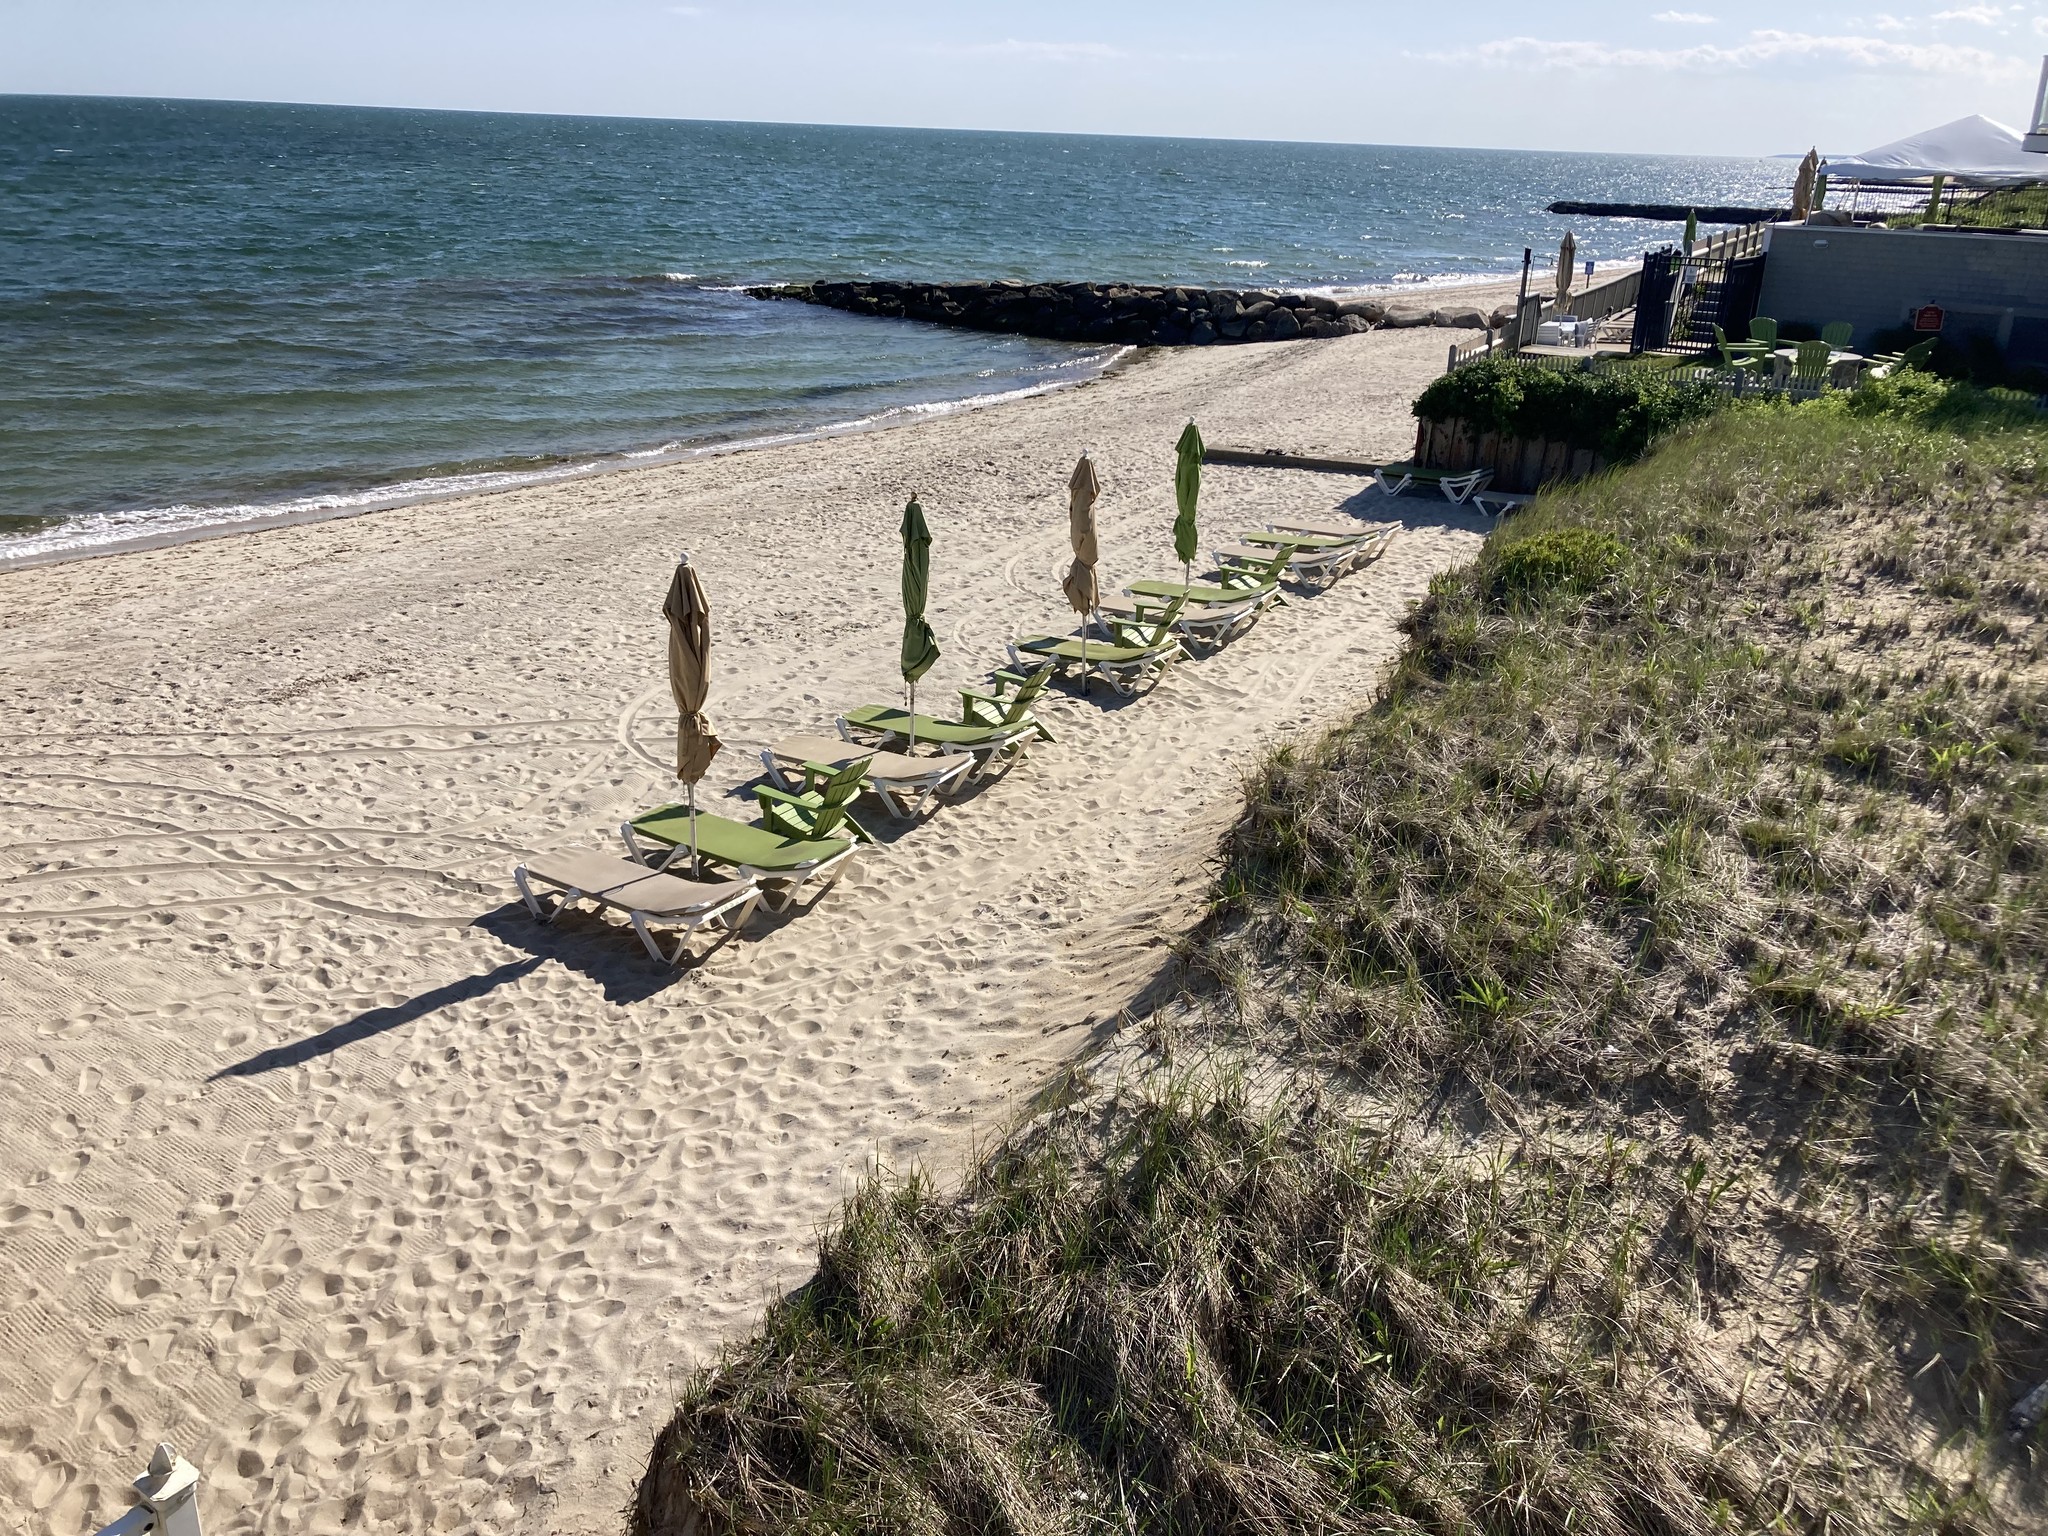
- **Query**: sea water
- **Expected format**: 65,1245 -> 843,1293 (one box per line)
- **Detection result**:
0,96 -> 1788,563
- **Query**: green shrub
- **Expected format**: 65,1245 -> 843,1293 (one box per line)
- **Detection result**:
1414,358 -> 1720,463
1490,525 -> 1625,597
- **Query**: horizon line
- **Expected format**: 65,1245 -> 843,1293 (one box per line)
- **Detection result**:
0,89 -> 1775,163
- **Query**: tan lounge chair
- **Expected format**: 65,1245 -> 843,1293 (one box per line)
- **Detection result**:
514,850 -> 761,964
762,733 -> 974,818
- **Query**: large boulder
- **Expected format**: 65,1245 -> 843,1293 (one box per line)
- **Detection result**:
1190,320 -> 1217,345
1268,308 -> 1302,339
1380,302 -> 1435,328
1336,299 -> 1386,322
1433,305 -> 1489,330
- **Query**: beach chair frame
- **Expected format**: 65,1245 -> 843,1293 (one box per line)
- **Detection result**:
515,854 -> 763,964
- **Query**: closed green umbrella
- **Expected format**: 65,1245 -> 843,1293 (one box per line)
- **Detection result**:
899,496 -> 940,752
1173,420 -> 1203,588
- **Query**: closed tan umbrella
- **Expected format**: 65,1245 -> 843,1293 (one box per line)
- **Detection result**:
1553,231 -> 1577,306
1061,453 -> 1101,693
664,552 -> 721,874
1791,148 -> 1818,220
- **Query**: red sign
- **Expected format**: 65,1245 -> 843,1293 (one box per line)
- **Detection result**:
1913,304 -> 1945,332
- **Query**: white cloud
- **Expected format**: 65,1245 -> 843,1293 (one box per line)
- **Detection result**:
932,39 -> 1124,64
1931,4 -> 2005,22
1652,10 -> 1718,22
1427,29 -> 2020,75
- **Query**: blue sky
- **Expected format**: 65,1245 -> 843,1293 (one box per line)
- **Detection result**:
5,1 -> 2045,154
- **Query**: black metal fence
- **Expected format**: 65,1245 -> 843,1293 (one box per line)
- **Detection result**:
1631,250 -> 1767,356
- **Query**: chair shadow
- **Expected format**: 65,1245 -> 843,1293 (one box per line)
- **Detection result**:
209,954 -> 546,1079
471,899 -> 750,1004
1335,483 -> 1496,537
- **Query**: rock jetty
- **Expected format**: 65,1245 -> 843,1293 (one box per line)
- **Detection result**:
745,279 -> 1514,347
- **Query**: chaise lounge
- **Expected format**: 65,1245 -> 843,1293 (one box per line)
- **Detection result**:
514,850 -> 763,964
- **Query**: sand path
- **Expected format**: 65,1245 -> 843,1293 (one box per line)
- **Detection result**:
0,329 -> 1485,1534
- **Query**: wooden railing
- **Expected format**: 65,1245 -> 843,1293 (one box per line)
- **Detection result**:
1561,266 -> 1641,324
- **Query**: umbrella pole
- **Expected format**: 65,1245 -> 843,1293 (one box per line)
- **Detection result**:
688,783 -> 700,878
908,681 -> 917,754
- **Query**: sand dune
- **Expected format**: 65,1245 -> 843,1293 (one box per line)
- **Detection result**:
0,327 -> 1487,1534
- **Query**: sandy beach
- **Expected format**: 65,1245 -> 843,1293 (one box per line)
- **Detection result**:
0,327 -> 1488,1534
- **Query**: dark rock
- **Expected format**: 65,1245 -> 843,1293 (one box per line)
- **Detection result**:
1219,317 -> 1248,339
1300,293 -> 1341,315
1190,320 -> 1216,345
1242,300 -> 1276,320
1267,309 -> 1301,339
1303,317 -> 1340,339
1338,314 -> 1371,334
1245,320 -> 1270,341
1335,299 -> 1385,321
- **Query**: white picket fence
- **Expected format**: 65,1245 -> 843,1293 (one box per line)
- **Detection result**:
91,1446 -> 201,1536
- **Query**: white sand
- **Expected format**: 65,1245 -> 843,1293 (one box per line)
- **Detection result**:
0,328 -> 1488,1534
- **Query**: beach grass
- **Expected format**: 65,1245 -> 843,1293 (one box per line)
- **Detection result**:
632,377 -> 2048,1535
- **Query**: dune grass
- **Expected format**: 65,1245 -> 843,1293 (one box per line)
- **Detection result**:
633,378 -> 2048,1535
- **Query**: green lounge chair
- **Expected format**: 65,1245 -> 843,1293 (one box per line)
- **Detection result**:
957,662 -> 1057,738
1239,528 -> 1373,553
1128,548 -> 1289,601
1746,316 -> 1780,351
1098,585 -> 1274,650
1010,596 -> 1188,696
620,806 -> 858,912
1820,321 -> 1853,350
838,660 -> 1056,777
1215,531 -> 1387,588
1867,336 -> 1936,379
1373,463 -> 1492,503
752,753 -> 878,845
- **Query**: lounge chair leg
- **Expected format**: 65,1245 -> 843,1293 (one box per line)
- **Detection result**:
629,911 -> 668,964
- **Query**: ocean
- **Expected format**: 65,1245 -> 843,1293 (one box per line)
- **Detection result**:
0,96 -> 1790,564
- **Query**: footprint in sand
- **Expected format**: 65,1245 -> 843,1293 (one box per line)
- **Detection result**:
107,1269 -> 161,1308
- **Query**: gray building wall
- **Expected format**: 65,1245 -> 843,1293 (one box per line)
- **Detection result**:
1756,224 -> 2048,364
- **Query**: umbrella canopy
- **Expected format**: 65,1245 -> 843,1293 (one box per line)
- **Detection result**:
899,497 -> 940,686
1061,454 -> 1101,617
1553,232 -> 1577,305
664,555 -> 721,784
1790,149 -> 1818,219
1172,421 -> 1203,577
